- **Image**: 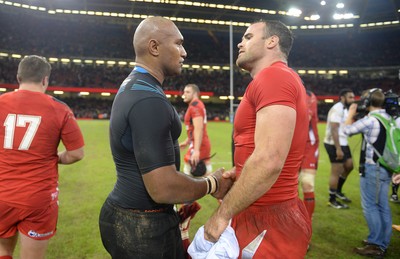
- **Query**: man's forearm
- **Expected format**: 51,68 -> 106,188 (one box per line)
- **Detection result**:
192,117 -> 204,152
216,153 -> 281,220
58,147 -> 84,164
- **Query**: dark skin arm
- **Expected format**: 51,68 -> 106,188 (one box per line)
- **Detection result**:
331,122 -> 343,160
143,165 -> 235,204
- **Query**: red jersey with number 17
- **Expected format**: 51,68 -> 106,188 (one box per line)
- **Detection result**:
0,90 -> 84,209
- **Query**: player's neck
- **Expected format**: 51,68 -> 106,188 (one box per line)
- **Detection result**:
250,56 -> 287,78
19,83 -> 46,93
134,62 -> 164,85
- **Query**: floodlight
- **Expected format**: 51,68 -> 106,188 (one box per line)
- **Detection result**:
310,14 -> 320,20
336,3 -> 344,9
287,8 -> 302,17
344,13 -> 354,19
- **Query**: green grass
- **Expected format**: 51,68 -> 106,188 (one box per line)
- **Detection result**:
13,120 -> 400,258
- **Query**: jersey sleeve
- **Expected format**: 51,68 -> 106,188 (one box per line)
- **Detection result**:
189,101 -> 205,119
129,97 -> 177,174
329,105 -> 343,123
249,68 -> 298,112
60,106 -> 84,151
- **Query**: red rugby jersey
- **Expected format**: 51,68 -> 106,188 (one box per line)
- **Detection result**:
233,62 -> 308,204
0,90 -> 84,208
184,98 -> 211,157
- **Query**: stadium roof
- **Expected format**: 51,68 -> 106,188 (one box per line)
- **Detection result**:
37,0 -> 400,24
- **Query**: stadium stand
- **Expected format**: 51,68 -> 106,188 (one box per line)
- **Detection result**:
1,4 -> 399,120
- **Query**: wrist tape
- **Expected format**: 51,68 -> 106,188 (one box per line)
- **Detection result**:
205,175 -> 219,194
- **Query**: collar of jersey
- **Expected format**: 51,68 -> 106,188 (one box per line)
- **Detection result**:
134,66 -> 149,74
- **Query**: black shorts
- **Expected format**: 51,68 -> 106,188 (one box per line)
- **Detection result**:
99,199 -> 185,259
324,143 -> 352,163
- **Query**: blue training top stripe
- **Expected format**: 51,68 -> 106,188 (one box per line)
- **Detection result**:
137,79 -> 156,88
131,84 -> 164,96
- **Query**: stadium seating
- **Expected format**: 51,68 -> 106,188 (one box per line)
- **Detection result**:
1,9 -> 399,120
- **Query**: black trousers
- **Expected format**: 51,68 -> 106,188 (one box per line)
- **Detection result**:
99,199 -> 185,259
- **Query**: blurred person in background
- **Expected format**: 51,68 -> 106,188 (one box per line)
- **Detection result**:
299,89 -> 319,222
98,16 -> 234,259
390,110 -> 400,203
324,88 -> 355,209
0,55 -> 85,259
391,107 -> 400,232
392,173 -> 400,232
179,83 -> 213,255
343,88 -> 392,258
180,83 -> 212,176
204,19 -> 311,258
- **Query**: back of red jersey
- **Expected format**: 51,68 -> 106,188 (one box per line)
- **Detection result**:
0,90 -> 84,208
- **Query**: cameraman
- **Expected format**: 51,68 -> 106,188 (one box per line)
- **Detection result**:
385,91 -> 400,202
343,88 -> 392,257
392,115 -> 400,202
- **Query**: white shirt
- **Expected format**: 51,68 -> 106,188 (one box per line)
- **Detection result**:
324,102 -> 350,146
188,225 -> 239,259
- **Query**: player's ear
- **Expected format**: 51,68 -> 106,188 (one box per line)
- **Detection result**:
148,39 -> 160,56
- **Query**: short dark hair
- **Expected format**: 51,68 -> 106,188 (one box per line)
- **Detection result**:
17,55 -> 51,84
257,20 -> 294,59
185,84 -> 200,94
339,88 -> 353,98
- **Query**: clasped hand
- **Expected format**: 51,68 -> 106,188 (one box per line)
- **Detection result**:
210,167 -> 236,199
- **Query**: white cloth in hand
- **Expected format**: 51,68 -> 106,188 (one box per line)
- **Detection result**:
188,225 -> 239,259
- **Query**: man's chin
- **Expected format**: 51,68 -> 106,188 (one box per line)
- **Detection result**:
236,60 -> 248,71
168,70 -> 182,77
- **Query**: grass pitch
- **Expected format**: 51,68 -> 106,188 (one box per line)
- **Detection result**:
24,120 -> 400,258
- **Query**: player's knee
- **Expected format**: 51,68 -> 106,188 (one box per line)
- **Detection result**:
300,172 -> 315,192
344,159 -> 354,172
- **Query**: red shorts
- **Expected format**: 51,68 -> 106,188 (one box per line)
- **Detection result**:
301,141 -> 319,170
231,198 -> 312,259
0,201 -> 58,240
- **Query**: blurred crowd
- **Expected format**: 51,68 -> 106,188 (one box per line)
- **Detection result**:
1,12 -> 400,67
1,58 -> 398,97
1,11 -> 399,120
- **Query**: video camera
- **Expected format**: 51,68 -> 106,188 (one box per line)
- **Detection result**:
356,89 -> 400,117
384,90 -> 400,117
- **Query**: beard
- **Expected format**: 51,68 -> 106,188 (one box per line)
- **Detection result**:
344,100 -> 353,109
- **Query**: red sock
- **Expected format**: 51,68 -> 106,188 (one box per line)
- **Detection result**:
303,192 -> 315,220
0,256 -> 13,259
